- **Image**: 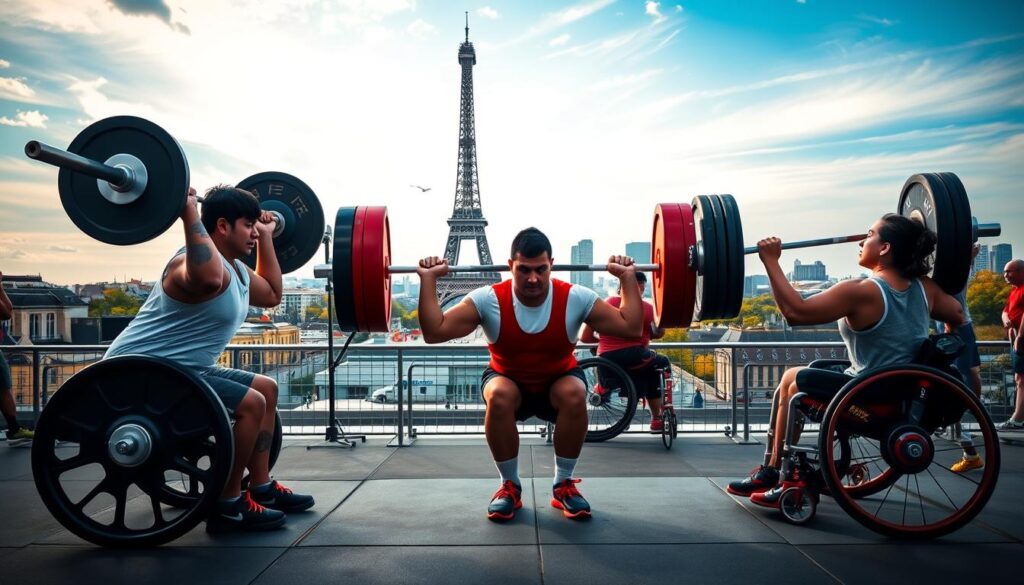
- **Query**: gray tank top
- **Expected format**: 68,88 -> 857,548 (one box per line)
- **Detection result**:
837,277 -> 930,375
105,251 -> 250,368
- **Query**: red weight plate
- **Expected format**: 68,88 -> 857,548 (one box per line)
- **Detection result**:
676,202 -> 697,327
651,203 -> 687,328
360,206 -> 392,331
351,206 -> 368,332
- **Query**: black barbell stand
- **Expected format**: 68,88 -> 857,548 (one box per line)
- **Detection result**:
307,227 -> 366,450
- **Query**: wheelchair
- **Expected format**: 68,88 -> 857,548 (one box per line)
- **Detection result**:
580,351 -> 677,448
760,335 -> 1001,539
31,355 -> 284,547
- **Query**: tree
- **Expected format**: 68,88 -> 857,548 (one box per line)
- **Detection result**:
967,270 -> 1011,326
88,288 -> 142,317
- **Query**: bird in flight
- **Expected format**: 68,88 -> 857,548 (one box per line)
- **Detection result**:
410,185 -> 432,192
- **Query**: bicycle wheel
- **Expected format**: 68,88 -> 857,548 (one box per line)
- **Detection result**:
661,410 -> 674,450
578,357 -> 637,442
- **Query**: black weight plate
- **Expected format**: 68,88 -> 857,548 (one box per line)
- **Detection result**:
936,172 -> 973,294
237,172 -> 325,274
60,116 -> 189,245
692,195 -> 724,321
898,174 -> 956,294
31,355 -> 232,547
333,207 -> 359,332
718,194 -> 745,319
705,194 -> 731,320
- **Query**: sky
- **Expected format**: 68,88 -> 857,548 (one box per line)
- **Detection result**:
0,0 -> 1022,287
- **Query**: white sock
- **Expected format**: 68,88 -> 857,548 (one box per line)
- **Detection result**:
554,455 -> 577,485
495,457 -> 520,486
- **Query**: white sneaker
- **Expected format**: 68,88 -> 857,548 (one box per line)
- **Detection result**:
996,418 -> 1024,431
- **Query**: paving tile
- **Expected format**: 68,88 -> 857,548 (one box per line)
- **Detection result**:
300,478 -> 538,546
41,480 -> 356,547
270,440 -> 395,480
798,542 -> 1024,583
0,445 -> 33,480
0,545 -> 283,585
372,444 -> 535,479
541,543 -> 836,585
0,480 -> 119,547
254,545 -> 542,585
709,477 -> 1011,545
535,477 -> 785,545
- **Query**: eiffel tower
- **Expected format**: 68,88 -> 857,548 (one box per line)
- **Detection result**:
436,13 -> 500,308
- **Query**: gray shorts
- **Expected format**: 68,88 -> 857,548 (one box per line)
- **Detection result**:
195,366 -> 256,412
0,351 -> 10,392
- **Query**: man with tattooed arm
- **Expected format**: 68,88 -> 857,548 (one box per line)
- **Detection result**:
105,185 -> 314,533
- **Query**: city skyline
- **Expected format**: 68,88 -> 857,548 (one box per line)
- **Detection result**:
0,1 -> 1021,285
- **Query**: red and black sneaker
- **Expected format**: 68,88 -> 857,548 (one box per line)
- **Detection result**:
250,480 -> 315,513
487,480 -> 523,521
551,478 -> 591,519
726,465 -> 780,496
206,492 -> 286,533
751,469 -> 805,509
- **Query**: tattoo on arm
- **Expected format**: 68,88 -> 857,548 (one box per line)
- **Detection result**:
255,431 -> 272,453
187,243 -> 213,266
189,221 -> 210,238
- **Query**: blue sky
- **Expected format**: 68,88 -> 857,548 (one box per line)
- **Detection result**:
0,0 -> 1021,286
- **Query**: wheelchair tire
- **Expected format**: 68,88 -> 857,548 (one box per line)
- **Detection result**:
661,410 -> 674,450
779,487 -> 817,525
818,365 -> 1000,539
579,357 -> 638,443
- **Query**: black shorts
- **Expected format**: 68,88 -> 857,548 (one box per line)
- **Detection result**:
793,364 -> 855,421
599,346 -> 670,400
195,366 -> 256,412
0,351 -> 11,392
480,366 -> 586,423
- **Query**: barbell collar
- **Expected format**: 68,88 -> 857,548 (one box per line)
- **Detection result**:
975,222 -> 1001,239
385,263 -> 661,274
25,140 -> 134,190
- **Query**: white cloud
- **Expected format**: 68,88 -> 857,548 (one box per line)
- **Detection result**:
585,69 -> 662,92
407,18 -> 436,38
0,110 -> 48,128
501,0 -> 615,46
675,5 -> 683,12
645,1 -> 665,23
47,245 -> 78,253
0,248 -> 27,259
0,76 -> 35,100
797,0 -> 807,4
859,14 -> 896,27
477,6 -> 500,20
0,59 -> 10,68
549,33 -> 571,46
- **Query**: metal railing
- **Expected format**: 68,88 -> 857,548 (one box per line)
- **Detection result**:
3,340 -> 1015,442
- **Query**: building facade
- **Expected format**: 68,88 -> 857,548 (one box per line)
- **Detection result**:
791,259 -> 828,282
992,243 -> 1013,273
625,241 -> 651,263
570,239 -> 594,290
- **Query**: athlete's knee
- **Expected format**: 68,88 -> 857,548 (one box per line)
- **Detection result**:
485,383 -> 519,416
253,375 -> 278,408
237,389 -> 266,419
551,378 -> 585,411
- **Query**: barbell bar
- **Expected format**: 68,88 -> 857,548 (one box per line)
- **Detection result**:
23,116 -> 325,273
316,173 -> 1000,334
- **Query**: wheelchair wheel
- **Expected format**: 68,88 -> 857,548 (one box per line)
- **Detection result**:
661,410 -> 674,450
162,410 -> 283,508
821,432 -> 900,499
32,356 -> 233,547
818,365 -> 1000,539
579,357 -> 637,442
779,487 -> 817,525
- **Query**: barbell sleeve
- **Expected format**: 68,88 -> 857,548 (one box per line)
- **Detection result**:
24,141 -> 133,190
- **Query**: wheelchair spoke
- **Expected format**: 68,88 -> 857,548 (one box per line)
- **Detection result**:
914,473 -> 926,526
927,467 -> 964,508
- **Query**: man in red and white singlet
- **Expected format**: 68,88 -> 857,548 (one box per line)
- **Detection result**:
417,228 -> 643,521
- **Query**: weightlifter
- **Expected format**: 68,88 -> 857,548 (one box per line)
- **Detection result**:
728,214 -> 964,506
417,228 -> 643,520
105,185 -> 314,532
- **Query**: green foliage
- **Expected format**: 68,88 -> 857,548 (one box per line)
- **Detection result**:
967,270 -> 1011,326
88,288 -> 142,317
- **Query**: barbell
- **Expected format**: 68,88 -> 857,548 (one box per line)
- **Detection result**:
314,172 -> 1000,332
23,116 -> 325,274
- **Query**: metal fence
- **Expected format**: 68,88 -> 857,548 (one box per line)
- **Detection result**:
4,340 -> 1016,442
